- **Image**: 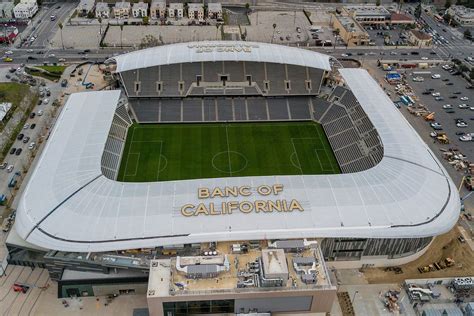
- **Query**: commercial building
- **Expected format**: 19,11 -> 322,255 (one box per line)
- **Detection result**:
13,0 -> 37,19
188,3 -> 204,21
168,3 -> 183,19
150,0 -> 166,20
113,1 -> 130,19
447,5 -> 474,26
0,2 -> 14,19
390,12 -> 415,25
132,1 -> 148,18
408,30 -> 432,47
147,243 -> 336,315
331,14 -> 370,46
343,5 -> 391,24
95,2 -> 110,19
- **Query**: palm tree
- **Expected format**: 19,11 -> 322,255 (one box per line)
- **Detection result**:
271,23 -> 276,43
120,24 -> 124,48
58,22 -> 64,50
98,16 -> 102,35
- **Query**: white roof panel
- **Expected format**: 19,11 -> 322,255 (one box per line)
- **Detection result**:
14,68 -> 460,252
111,41 -> 331,73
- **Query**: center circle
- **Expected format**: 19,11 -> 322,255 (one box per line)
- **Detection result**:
212,151 -> 248,174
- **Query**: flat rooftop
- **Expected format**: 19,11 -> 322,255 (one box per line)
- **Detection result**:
345,5 -> 390,16
337,16 -> 366,33
148,241 -> 332,298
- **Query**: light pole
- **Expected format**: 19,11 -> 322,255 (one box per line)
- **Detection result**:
352,290 -> 359,305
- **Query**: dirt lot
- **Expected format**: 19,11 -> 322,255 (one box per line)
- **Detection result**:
363,226 -> 474,283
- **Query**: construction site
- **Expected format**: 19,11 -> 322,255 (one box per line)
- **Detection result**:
362,226 -> 474,284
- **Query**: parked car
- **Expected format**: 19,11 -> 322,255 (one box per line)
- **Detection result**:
30,123 -> 36,129
0,162 -> 7,169
15,148 -> 22,156
22,136 -> 30,143
17,133 -> 24,140
9,148 -> 16,155
458,104 -> 469,109
443,104 -> 453,109
430,122 -> 443,130
28,142 -> 36,150
431,74 -> 441,79
6,165 -> 13,173
37,110 -> 43,116
460,97 -> 469,101
29,112 -> 35,119
23,123 -> 29,129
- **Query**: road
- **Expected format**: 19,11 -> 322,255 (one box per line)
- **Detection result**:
420,9 -> 473,63
22,2 -> 77,50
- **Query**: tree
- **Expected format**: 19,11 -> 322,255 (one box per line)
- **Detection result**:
445,0 -> 452,9
464,29 -> 472,40
414,2 -> 422,19
58,22 -> 64,50
470,70 -> 474,80
376,0 -> 381,6
139,35 -> 159,48
397,0 -> 404,13
245,3 -> 250,13
459,64 -> 469,73
271,23 -> 276,43
142,16 -> 149,25
120,24 -> 124,48
215,24 -> 219,40
87,11 -> 95,19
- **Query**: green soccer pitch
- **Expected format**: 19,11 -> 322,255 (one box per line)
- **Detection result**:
117,122 -> 340,182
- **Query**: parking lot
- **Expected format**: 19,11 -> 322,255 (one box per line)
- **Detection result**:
244,11 -> 311,44
365,24 -> 408,47
103,25 -> 219,47
407,66 -> 474,158
366,60 -> 474,212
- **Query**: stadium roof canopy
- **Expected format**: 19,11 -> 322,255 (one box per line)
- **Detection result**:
14,69 -> 460,252
110,41 -> 332,73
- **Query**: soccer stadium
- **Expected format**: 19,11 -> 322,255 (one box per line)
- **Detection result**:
6,43 -> 460,302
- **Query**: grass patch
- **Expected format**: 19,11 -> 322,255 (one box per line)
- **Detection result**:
0,93 -> 38,162
118,122 -> 340,182
38,65 -> 67,75
25,68 -> 60,81
0,83 -> 30,130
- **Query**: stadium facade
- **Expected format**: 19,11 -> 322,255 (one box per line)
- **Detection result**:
6,42 -> 460,313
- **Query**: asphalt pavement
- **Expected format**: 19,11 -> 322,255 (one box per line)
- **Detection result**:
409,68 -> 474,157
420,10 -> 473,64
